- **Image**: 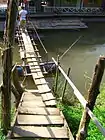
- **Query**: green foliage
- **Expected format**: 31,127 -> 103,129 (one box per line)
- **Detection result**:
0,100 -> 15,140
86,84 -> 105,140
57,83 -> 105,139
0,130 -> 6,140
0,101 -> 6,140
58,103 -> 82,136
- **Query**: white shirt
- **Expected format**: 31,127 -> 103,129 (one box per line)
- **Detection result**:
19,9 -> 27,21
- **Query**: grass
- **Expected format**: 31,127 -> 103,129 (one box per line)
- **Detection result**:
0,101 -> 6,140
0,100 -> 15,140
57,83 -> 105,139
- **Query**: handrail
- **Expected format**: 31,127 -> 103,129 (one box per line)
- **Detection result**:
52,57 -> 105,136
29,21 -> 48,55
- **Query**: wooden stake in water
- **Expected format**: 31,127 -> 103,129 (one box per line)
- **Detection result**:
54,55 -> 60,95
62,67 -> 70,102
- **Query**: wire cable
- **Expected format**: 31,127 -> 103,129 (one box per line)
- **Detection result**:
59,35 -> 82,60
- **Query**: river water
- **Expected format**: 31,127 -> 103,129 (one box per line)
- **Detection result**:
38,22 -> 105,95
0,23 -> 105,96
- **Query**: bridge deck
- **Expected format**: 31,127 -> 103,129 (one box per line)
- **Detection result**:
8,29 -> 74,139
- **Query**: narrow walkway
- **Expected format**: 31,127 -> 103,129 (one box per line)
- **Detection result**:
8,29 -> 74,139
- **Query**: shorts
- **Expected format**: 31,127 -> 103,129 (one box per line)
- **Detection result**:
20,20 -> 26,28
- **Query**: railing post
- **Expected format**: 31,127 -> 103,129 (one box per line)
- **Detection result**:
62,67 -> 70,102
54,55 -> 60,95
76,56 -> 105,140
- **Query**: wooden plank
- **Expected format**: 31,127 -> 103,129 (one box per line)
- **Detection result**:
38,84 -> 51,94
45,100 -> 56,107
32,72 -> 43,78
27,57 -> 38,61
32,74 -> 44,79
30,65 -> 40,69
18,107 -> 60,115
12,126 -> 69,139
41,92 -> 55,101
26,53 -> 35,57
22,95 -> 42,101
35,78 -> 47,85
26,56 -> 36,59
28,63 -> 38,67
17,115 -> 64,126
21,101 -> 45,107
27,60 -> 38,63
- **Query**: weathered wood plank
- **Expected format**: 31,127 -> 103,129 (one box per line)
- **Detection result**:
38,84 -> 51,94
12,126 -> 69,139
22,95 -> 42,101
30,66 -> 40,70
31,71 -> 44,78
18,107 -> 60,115
28,62 -> 38,66
34,78 -> 47,85
21,101 -> 45,107
41,92 -> 55,101
45,100 -> 56,107
17,115 -> 64,125
30,70 -> 42,74
27,60 -> 38,63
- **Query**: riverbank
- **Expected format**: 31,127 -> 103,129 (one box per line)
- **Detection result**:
57,81 -> 105,139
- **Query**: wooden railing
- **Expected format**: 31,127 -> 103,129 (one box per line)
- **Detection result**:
52,57 -> 105,137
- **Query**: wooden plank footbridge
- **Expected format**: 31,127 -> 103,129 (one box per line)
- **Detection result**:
7,27 -> 74,139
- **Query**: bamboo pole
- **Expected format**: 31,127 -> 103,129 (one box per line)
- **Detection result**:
1,0 -> 18,134
54,55 -> 60,95
62,67 -> 70,102
76,56 -> 105,140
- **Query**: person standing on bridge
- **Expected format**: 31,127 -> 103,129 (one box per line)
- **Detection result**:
19,6 -> 28,31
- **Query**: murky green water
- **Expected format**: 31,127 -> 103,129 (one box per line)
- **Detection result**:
39,23 -> 105,95
0,23 -> 105,96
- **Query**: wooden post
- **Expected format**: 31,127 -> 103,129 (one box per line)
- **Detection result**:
76,56 -> 105,140
62,67 -> 70,102
1,0 -> 18,134
54,55 -> 60,94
